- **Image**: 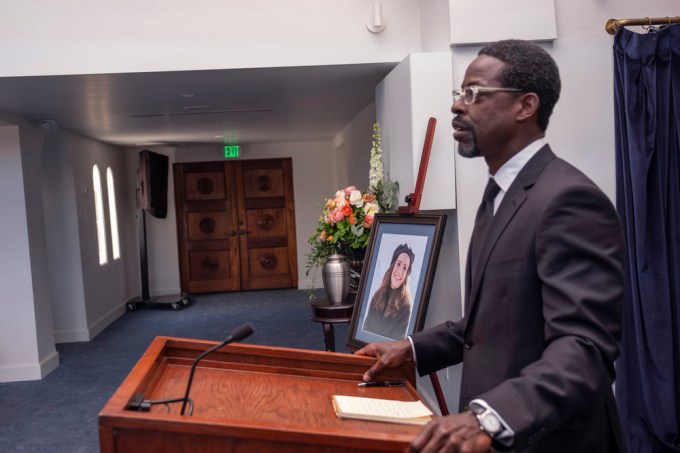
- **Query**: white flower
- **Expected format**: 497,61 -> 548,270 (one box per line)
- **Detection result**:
369,123 -> 384,189
334,191 -> 347,208
349,190 -> 364,207
363,202 -> 379,215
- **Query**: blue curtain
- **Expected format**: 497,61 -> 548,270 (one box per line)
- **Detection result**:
614,25 -> 680,452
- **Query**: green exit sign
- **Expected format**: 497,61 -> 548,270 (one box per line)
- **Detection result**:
224,145 -> 240,158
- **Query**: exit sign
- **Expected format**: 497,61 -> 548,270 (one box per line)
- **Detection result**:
224,145 -> 240,158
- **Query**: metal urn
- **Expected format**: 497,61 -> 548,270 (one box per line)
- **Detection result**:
322,254 -> 350,304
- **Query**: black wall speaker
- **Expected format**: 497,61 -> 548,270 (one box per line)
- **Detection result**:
136,150 -> 169,219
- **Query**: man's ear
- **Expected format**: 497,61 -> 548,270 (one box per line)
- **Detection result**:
516,92 -> 540,123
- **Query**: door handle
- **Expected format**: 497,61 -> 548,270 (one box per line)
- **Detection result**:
238,229 -> 250,235
227,230 -> 237,237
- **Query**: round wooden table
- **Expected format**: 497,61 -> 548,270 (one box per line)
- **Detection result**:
310,297 -> 354,352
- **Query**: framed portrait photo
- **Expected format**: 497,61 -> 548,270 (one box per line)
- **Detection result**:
346,213 -> 447,350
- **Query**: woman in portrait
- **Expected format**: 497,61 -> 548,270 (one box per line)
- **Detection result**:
362,243 -> 415,340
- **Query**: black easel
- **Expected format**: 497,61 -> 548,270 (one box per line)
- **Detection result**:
398,117 -> 450,416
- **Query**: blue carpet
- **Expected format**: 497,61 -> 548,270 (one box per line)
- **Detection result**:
0,289 -> 350,453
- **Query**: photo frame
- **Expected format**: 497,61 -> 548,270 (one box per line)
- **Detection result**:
346,213 -> 447,350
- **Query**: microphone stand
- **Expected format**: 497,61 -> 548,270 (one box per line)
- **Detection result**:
180,323 -> 254,415
179,341 -> 227,415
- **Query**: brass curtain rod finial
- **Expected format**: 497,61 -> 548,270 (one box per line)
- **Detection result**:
605,18 -> 619,34
606,16 -> 680,35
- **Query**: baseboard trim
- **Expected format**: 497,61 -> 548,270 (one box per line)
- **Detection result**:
53,303 -> 127,344
0,349 -> 60,383
88,302 -> 127,340
54,328 -> 90,343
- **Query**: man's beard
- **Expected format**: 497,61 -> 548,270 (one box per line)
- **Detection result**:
456,131 -> 481,158
453,118 -> 481,158
457,143 -> 480,158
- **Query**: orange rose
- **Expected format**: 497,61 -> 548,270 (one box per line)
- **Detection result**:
341,204 -> 352,217
349,215 -> 357,225
363,193 -> 377,203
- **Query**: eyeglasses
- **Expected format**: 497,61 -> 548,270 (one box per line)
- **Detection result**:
452,85 -> 522,105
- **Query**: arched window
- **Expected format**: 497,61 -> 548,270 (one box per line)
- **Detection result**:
106,167 -> 121,260
92,164 -> 107,265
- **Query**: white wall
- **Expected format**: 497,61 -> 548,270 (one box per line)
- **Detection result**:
0,119 -> 59,382
377,52 -> 456,210
0,114 -> 134,381
335,102 -> 376,192
0,0 -> 423,77
66,132 -> 131,338
17,122 -> 61,370
41,130 -> 88,343
420,0 -> 452,52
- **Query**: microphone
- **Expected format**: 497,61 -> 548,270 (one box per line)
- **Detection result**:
180,322 -> 254,415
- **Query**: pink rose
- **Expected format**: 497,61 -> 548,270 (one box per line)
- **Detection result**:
330,209 -> 344,223
344,186 -> 357,196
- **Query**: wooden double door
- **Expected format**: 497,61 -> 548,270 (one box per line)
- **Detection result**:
173,158 -> 297,293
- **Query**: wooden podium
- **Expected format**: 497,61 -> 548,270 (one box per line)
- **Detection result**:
99,336 -> 428,452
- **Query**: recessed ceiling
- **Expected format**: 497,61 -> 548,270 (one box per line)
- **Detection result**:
0,62 -> 397,147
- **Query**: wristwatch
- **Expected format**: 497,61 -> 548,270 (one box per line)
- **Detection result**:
469,401 -> 503,437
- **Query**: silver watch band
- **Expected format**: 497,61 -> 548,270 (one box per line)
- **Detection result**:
469,399 -> 515,447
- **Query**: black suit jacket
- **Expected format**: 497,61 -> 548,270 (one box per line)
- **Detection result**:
411,146 -> 625,452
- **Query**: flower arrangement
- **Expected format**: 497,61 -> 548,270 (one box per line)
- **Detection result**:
306,186 -> 380,272
305,122 -> 399,296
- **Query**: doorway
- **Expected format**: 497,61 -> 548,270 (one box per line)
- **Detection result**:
173,158 -> 297,293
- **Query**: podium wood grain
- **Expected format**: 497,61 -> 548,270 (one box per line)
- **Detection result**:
99,336 -> 424,452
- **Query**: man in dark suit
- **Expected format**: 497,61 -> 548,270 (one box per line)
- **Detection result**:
356,39 -> 625,452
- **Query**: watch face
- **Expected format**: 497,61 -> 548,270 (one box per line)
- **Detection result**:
482,413 -> 502,434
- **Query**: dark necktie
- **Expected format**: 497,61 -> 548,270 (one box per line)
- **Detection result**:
470,178 -> 500,281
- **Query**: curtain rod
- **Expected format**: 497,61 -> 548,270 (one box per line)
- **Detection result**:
605,16 -> 680,35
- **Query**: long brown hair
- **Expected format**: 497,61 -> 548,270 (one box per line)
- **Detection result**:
370,244 -> 415,318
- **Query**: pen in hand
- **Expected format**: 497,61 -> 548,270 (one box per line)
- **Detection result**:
357,380 -> 405,387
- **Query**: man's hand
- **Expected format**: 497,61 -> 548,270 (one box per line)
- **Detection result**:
354,339 -> 413,382
408,411 -> 492,453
